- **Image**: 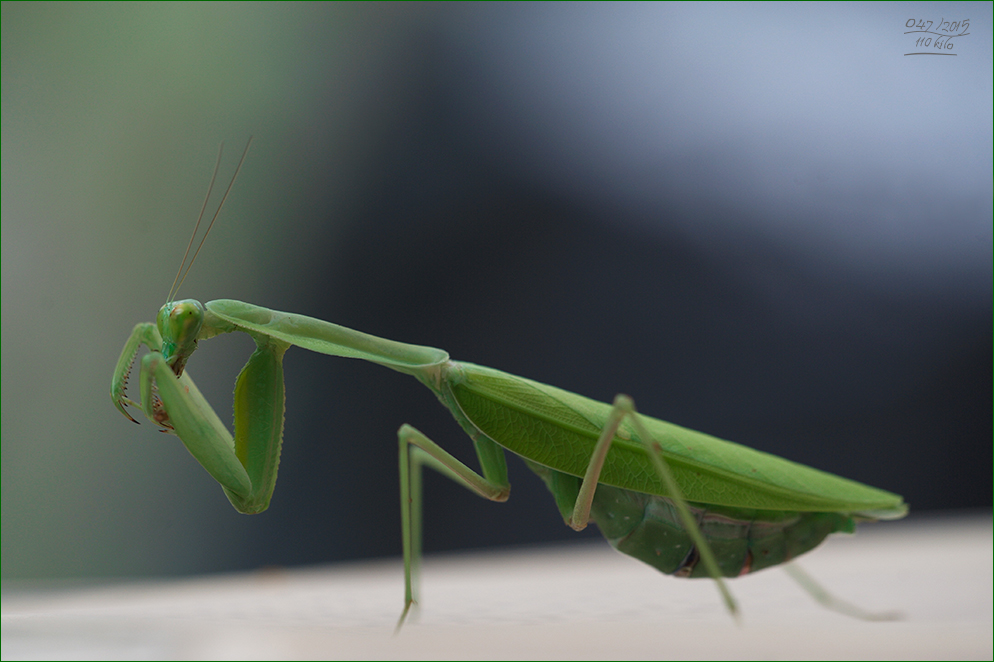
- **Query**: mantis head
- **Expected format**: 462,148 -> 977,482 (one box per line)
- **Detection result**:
112,139 -> 252,427
156,299 -> 205,376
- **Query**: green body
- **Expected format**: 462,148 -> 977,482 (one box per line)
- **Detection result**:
430,360 -> 899,580
112,299 -> 906,622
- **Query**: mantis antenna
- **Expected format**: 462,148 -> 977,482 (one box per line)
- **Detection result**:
165,136 -> 253,303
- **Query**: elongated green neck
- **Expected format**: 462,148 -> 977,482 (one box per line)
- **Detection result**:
157,299 -> 206,375
202,299 -> 451,386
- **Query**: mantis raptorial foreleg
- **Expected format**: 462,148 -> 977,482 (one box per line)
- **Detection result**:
139,351 -> 252,501
112,323 -> 164,423
112,311 -> 290,514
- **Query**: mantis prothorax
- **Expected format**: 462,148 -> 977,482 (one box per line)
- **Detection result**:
112,140 -> 907,628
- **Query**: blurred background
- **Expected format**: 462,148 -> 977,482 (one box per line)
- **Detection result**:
2,3 -> 990,581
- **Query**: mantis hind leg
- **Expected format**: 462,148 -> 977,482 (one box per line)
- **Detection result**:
396,424 -> 510,631
784,563 -> 903,621
568,394 -> 740,619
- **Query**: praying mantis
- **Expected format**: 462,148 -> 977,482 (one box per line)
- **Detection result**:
111,139 -> 907,627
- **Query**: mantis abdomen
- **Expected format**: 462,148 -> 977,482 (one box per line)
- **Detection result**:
526,460 -> 853,578
590,483 -> 855,578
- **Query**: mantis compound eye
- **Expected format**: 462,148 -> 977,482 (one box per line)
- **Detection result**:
161,299 -> 205,339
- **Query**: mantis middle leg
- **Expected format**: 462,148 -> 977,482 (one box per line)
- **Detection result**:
397,424 -> 510,630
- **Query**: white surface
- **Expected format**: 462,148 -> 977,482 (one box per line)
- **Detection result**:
3,513 -> 990,660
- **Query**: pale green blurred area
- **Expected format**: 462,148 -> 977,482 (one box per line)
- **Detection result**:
1,3 -> 431,579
